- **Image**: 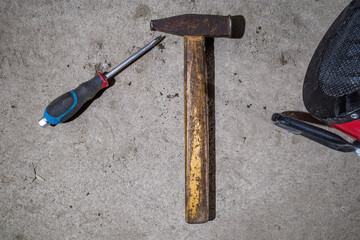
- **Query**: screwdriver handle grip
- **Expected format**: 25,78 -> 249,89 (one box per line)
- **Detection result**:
43,72 -> 108,125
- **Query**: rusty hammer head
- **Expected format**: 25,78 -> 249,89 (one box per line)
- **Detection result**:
150,14 -> 244,38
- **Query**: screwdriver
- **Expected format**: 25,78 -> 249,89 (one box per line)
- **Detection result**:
39,36 -> 164,127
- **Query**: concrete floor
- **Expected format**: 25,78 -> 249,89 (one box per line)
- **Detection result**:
1,0 -> 359,239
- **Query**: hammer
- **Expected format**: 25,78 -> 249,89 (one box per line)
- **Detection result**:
150,14 -> 241,223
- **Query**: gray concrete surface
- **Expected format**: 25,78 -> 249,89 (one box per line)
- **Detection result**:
1,0 -> 359,239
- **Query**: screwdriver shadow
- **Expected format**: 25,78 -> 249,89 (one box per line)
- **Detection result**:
64,77 -> 116,123
64,37 -> 165,123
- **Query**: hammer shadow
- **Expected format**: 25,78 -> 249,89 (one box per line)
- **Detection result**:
206,15 -> 245,221
206,37 -> 216,221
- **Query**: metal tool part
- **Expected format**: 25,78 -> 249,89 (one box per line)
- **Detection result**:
272,113 -> 360,155
105,36 -> 164,79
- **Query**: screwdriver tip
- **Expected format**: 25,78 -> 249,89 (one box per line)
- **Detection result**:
154,35 -> 166,43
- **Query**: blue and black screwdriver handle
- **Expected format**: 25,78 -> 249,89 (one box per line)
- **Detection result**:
39,36 -> 164,127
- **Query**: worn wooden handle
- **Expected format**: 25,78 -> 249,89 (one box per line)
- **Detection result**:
184,35 -> 209,224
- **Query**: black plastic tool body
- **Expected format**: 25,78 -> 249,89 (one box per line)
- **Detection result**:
44,73 -> 106,124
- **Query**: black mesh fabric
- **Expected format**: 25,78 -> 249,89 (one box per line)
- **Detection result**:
318,9 -> 360,97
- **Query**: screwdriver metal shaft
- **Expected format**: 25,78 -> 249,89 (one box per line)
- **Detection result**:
105,36 -> 164,79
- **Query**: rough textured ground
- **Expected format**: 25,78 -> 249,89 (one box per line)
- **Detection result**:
1,0 -> 359,239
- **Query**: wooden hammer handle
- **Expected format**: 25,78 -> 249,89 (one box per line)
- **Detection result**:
184,35 -> 209,224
